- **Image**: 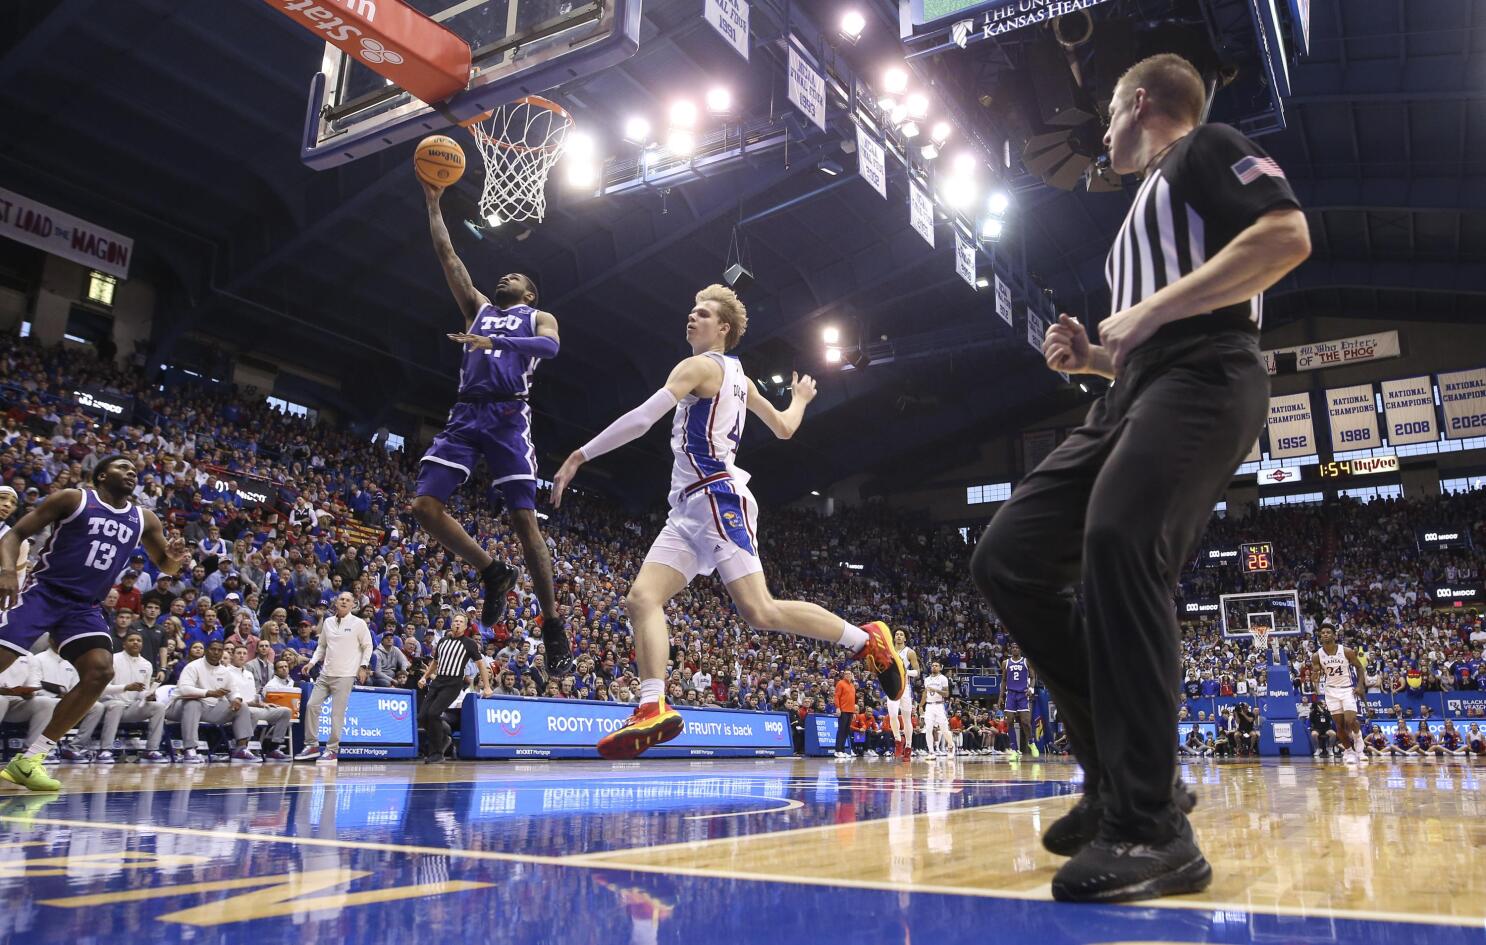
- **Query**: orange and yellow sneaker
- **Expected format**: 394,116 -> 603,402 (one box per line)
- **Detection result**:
598,700 -> 684,760
855,620 -> 906,701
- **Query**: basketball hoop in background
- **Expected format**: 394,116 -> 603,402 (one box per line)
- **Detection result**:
464,96 -> 573,224
1249,625 -> 1271,660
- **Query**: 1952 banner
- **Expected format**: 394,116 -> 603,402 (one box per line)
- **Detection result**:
1325,383 -> 1380,452
1262,330 -> 1400,375
1380,375 -> 1438,445
1266,392 -> 1317,459
1438,367 -> 1486,440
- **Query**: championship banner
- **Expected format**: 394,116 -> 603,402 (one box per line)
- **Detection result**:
1380,375 -> 1438,445
909,180 -> 934,247
954,230 -> 976,287
1242,436 -> 1262,463
855,125 -> 887,198
1261,330 -> 1400,375
703,0 -> 750,60
1025,311 -> 1045,353
1325,383 -> 1380,452
994,274 -> 1013,326
0,187 -> 133,278
1266,392 -> 1317,459
1438,367 -> 1486,440
786,44 -> 827,131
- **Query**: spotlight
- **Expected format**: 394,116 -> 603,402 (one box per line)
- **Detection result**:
900,122 -> 920,140
666,127 -> 696,156
839,10 -> 866,42
980,217 -> 1005,240
810,490 -> 821,496
623,115 -> 651,144
942,175 -> 977,209
818,159 -> 843,176
1079,383 -> 1090,393
920,143 -> 940,160
669,99 -> 698,128
771,374 -> 784,384
952,152 -> 977,176
825,346 -> 842,364
705,87 -> 732,114
931,121 -> 952,143
822,326 -> 841,344
883,67 -> 909,95
484,211 -> 502,228
891,102 -> 910,125
877,94 -> 897,112
975,276 -> 989,288
565,161 -> 597,188
566,132 -> 596,159
906,93 -> 929,119
987,190 -> 1010,215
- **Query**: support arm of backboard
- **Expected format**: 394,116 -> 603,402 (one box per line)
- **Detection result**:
257,0 -> 470,105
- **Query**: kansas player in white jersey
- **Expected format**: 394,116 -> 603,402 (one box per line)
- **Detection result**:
886,629 -> 921,762
552,285 -> 906,759
0,456 -> 189,790
1311,621 -> 1365,763
411,180 -> 572,675
0,486 -> 27,581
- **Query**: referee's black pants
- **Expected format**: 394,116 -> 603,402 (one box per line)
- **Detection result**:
971,330 -> 1268,843
419,678 -> 464,759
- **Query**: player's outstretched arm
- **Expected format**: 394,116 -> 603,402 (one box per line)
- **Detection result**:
422,181 -> 490,328
140,508 -> 190,578
0,490 -> 82,610
550,356 -> 720,507
448,309 -> 561,359
746,372 -> 816,440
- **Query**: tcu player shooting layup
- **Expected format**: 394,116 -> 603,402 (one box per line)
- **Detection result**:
0,456 -> 189,791
551,285 -> 905,759
412,181 -> 572,675
1312,622 -> 1365,763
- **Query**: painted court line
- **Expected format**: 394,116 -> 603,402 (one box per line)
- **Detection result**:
2,812 -> 1479,929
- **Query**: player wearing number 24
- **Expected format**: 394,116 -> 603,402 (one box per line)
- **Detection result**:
0,456 -> 190,791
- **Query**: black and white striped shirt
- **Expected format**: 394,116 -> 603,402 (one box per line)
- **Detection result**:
1103,123 -> 1299,344
432,633 -> 481,680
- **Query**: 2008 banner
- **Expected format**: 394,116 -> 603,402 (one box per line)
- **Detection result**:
461,696 -> 795,758
1380,375 -> 1438,445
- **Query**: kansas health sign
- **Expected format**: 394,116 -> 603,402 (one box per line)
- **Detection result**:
0,188 -> 133,278
462,696 -> 794,758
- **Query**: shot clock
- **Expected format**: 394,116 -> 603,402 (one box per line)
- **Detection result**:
1241,541 -> 1274,573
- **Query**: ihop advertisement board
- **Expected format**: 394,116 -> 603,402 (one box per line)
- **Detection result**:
295,685 -> 418,759
460,696 -> 795,759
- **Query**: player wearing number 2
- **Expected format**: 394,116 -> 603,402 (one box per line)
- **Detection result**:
0,456 -> 190,791
1312,622 -> 1366,764
551,285 -> 906,759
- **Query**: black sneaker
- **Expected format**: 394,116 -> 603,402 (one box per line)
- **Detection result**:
542,619 -> 575,677
479,560 -> 518,627
1051,817 -> 1211,903
1042,780 -> 1198,857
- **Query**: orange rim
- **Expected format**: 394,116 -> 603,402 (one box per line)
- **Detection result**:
466,95 -> 573,154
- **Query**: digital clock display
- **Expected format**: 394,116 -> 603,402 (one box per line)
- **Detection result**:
1241,541 -> 1274,573
1318,455 -> 1400,478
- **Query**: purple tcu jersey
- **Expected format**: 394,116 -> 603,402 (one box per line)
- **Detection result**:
1006,658 -> 1029,692
27,489 -> 142,602
458,303 -> 543,399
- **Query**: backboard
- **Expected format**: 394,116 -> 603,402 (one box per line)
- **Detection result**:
303,0 -> 641,168
1219,590 -> 1303,640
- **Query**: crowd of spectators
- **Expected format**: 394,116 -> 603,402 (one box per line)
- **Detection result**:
1,331 -> 1484,760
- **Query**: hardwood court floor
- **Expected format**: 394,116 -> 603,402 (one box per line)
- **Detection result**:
1,754 -> 1483,944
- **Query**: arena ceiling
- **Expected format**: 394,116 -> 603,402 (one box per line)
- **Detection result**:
0,0 -> 1482,505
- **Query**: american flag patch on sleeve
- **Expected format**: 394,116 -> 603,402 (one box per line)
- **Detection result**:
1231,154 -> 1286,185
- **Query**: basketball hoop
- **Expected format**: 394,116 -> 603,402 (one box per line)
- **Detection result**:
1250,626 -> 1271,658
466,95 -> 573,225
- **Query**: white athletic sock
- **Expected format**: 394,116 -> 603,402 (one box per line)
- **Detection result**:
26,735 -> 57,757
838,621 -> 869,651
639,678 -> 665,706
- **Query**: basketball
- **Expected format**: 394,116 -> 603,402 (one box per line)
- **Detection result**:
413,134 -> 465,187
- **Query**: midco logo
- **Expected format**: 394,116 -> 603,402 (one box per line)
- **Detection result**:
1425,532 -> 1460,542
1435,586 -> 1478,599
279,0 -> 405,66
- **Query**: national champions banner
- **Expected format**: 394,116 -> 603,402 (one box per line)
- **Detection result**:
1266,392 -> 1317,459
1438,367 -> 1486,440
1380,375 -> 1438,445
1324,383 -> 1380,452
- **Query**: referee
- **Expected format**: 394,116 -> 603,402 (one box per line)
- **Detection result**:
417,613 -> 492,763
971,53 -> 1310,902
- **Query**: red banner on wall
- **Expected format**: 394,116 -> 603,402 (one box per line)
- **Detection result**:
259,0 -> 471,106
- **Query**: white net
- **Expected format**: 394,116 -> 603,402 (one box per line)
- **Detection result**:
468,96 -> 573,225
